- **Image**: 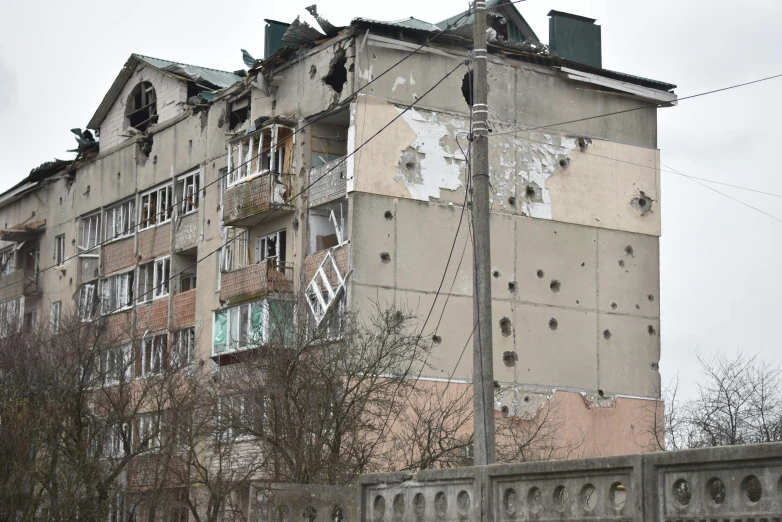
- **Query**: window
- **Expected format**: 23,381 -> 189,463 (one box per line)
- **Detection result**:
139,184 -> 173,230
139,333 -> 167,377
255,230 -> 286,264
104,200 -> 136,241
176,171 -> 200,215
51,301 -> 61,332
220,227 -> 248,273
180,273 -> 197,292
127,81 -> 157,132
79,283 -> 98,321
173,327 -> 195,367
102,345 -> 131,385
101,271 -> 134,315
54,234 -> 66,266
226,124 -> 292,187
0,249 -> 13,276
23,311 -> 35,333
218,394 -> 261,441
0,296 -> 24,333
135,413 -> 162,450
138,257 -> 170,302
79,212 -> 101,252
212,301 -> 265,355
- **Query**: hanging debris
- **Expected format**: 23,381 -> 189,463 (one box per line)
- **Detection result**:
305,4 -> 340,36
282,16 -> 325,45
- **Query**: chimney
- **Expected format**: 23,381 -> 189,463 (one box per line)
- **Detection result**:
547,10 -> 602,68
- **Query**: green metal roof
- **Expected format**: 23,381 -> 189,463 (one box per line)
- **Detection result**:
352,17 -> 441,32
134,54 -> 244,89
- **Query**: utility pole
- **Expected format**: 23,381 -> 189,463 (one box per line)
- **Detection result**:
471,0 -> 496,466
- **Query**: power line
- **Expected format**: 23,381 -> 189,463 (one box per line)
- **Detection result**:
0,12 -> 474,295
489,73 -> 782,138
3,62 -> 466,360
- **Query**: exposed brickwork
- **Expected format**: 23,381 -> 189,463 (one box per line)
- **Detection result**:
172,289 -> 196,329
304,250 -> 329,283
103,237 -> 136,275
304,244 -> 349,288
104,310 -> 133,342
174,212 -> 199,252
138,223 -> 171,261
136,298 -> 169,332
223,174 -> 294,224
220,260 -> 293,304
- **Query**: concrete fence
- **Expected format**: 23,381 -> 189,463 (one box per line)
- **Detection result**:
358,443 -> 782,522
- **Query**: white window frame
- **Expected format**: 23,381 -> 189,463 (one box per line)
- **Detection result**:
135,413 -> 163,450
138,256 -> 170,302
176,170 -> 200,215
226,124 -> 291,188
220,227 -> 248,273
101,271 -> 134,315
51,301 -> 61,332
104,199 -> 136,242
54,234 -> 66,266
79,212 -> 101,252
140,333 -> 167,378
255,230 -> 286,264
79,283 -> 98,321
213,300 -> 267,355
102,344 -> 131,385
139,184 -> 173,230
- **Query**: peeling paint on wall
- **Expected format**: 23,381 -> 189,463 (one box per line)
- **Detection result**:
516,134 -> 578,219
395,108 -> 465,201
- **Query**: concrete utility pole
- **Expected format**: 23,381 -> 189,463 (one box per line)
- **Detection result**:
471,0 -> 496,466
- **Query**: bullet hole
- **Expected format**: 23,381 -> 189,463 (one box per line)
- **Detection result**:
536,269 -> 545,279
461,70 -> 474,106
525,185 -> 536,198
610,302 -> 617,310
625,245 -> 634,257
508,196 -> 516,206
636,304 -> 641,310
492,269 -> 501,279
575,300 -> 579,304
648,325 -> 656,336
499,317 -> 512,337
501,405 -> 510,416
650,362 -> 659,370
603,329 -> 612,340
598,389 -> 605,397
618,260 -> 625,268
494,381 -> 501,389
507,281 -> 517,293
550,280 -> 561,293
630,191 -> 654,215
548,318 -> 558,331
324,50 -> 348,94
581,262 -> 585,267
432,335 -> 442,345
117,172 -> 121,178
153,155 -> 157,165
384,210 -> 394,220
372,53 -> 377,60
59,197 -> 62,205
559,157 -> 571,168
577,137 -> 590,152
523,396 -> 530,402
405,161 -> 415,171
309,64 -> 317,79
380,252 -> 391,263
648,294 -> 655,302
503,351 -> 517,367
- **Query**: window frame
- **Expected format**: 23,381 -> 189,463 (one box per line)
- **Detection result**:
0,248 -> 13,276
103,199 -> 136,242
173,327 -> 196,368
176,170 -> 200,216
79,283 -> 98,321
78,212 -> 101,253
137,256 -> 170,302
54,234 -> 66,266
255,229 -> 287,264
51,301 -> 61,332
212,301 -> 266,355
139,333 -> 167,378
102,344 -> 131,386
101,270 -> 135,315
139,184 -> 173,230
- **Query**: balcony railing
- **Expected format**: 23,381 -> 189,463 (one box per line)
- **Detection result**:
220,258 -> 294,304
309,157 -> 347,207
0,269 -> 38,302
223,173 -> 293,226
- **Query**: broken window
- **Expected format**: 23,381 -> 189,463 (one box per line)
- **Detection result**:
101,270 -> 134,315
104,199 -> 136,242
176,170 -> 200,215
228,96 -> 250,131
220,227 -> 248,272
212,301 -> 265,355
137,256 -> 170,302
23,310 -> 35,333
255,230 -> 286,265
180,273 -> 197,292
135,412 -> 164,448
138,334 -> 167,378
101,345 -> 131,385
0,296 -> 24,333
79,212 -> 101,252
51,301 -> 61,332
173,327 -> 195,367
79,283 -> 98,321
139,184 -> 173,229
54,234 -> 65,266
126,81 -> 157,132
226,124 -> 292,187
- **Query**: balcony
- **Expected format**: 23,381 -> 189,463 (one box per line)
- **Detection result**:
309,157 -> 347,207
174,212 -> 199,252
220,258 -> 294,305
223,173 -> 293,226
0,269 -> 39,302
172,289 -> 196,329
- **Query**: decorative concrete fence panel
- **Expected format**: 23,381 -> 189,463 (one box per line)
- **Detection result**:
251,483 -> 355,522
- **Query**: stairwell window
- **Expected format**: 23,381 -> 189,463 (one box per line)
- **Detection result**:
78,212 -> 101,252
51,301 -> 61,332
176,171 -> 200,215
104,199 -> 136,241
54,234 -> 65,266
138,257 -> 170,302
139,184 -> 173,230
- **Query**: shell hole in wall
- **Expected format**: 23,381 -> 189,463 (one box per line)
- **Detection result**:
492,269 -> 501,279
499,317 -> 512,337
507,196 -> 516,206
324,50 -> 348,93
525,185 -> 536,198
648,325 -> 656,336
384,210 -> 394,220
625,245 -> 634,256
610,302 -> 617,310
536,269 -> 545,279
432,334 -> 442,345
550,280 -> 561,293
548,318 -> 558,331
507,281 -> 517,293
380,252 -> 391,263
603,329 -> 612,340
501,405 -> 510,416
502,351 -> 517,367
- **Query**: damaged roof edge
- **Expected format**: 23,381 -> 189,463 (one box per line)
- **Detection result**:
86,54 -> 244,130
0,159 -> 72,210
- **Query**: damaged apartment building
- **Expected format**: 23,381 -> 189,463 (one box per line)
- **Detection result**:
0,0 -> 675,467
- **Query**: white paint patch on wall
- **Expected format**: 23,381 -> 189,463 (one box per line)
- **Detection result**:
391,77 -> 406,92
518,134 -> 577,219
395,108 -> 465,201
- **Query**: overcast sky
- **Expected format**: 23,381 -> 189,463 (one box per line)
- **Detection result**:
1,0 -> 780,398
